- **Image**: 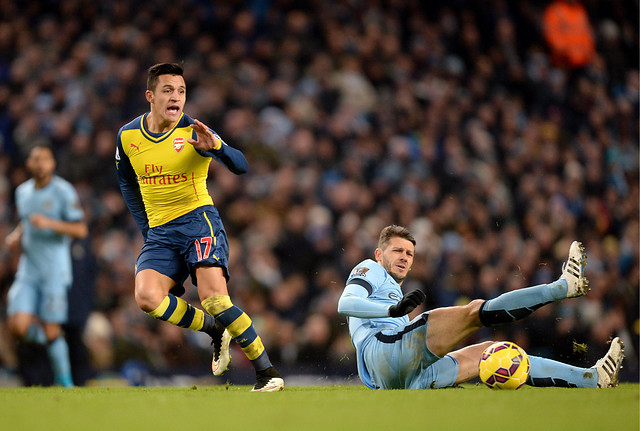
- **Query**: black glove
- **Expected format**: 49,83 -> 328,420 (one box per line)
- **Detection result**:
388,289 -> 426,317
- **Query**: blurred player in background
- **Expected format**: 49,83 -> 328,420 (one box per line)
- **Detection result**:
338,224 -> 624,390
5,144 -> 88,388
116,63 -> 283,391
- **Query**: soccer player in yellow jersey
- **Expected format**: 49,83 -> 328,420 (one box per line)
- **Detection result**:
115,63 -> 283,391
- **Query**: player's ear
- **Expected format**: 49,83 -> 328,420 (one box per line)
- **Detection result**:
374,247 -> 382,262
145,89 -> 153,103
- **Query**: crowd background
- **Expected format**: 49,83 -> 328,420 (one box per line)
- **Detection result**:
0,0 -> 637,386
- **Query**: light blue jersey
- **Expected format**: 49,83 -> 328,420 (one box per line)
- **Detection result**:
15,176 -> 83,282
7,176 -> 84,322
343,259 -> 407,388
344,259 -> 409,344
339,259 -> 458,390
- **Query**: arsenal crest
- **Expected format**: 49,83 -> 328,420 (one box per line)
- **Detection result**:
173,137 -> 185,153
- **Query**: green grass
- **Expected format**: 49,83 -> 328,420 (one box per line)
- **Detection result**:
0,383 -> 637,431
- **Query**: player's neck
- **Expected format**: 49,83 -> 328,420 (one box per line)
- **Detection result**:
146,111 -> 177,134
33,176 -> 52,189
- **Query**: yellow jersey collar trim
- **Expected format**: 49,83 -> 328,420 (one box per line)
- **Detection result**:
139,112 -> 185,142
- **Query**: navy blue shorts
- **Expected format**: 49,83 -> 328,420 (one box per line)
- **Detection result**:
136,205 -> 230,287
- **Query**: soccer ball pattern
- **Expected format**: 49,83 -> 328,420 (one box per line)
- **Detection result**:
479,341 -> 530,389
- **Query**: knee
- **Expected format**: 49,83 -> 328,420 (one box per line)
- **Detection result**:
464,300 -> 485,327
43,324 -> 62,342
8,321 -> 27,339
134,283 -> 165,312
478,340 -> 495,351
463,299 -> 484,315
7,316 -> 30,339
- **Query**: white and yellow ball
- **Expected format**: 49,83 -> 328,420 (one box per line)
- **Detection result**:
479,341 -> 530,389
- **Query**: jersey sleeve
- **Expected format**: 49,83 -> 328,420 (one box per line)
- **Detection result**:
337,283 -> 391,318
115,130 -> 149,239
195,130 -> 248,175
338,261 -> 391,318
60,181 -> 84,222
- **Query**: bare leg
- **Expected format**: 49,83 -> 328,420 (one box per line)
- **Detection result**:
134,268 -> 173,312
425,299 -> 485,358
7,313 -> 35,339
42,322 -> 62,342
136,268 -> 218,335
448,341 -> 494,384
195,265 -> 230,299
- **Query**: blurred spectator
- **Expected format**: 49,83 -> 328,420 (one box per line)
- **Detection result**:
543,0 -> 596,69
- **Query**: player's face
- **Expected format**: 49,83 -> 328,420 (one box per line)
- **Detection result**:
147,74 -> 186,124
26,147 -> 55,183
375,236 -> 414,284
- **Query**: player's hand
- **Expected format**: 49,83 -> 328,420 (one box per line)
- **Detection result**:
29,213 -> 53,229
388,289 -> 426,317
5,226 -> 22,250
188,119 -> 222,151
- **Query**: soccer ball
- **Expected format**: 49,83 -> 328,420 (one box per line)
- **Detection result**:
479,341 -> 530,389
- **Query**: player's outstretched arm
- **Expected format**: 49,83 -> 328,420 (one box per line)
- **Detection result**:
338,283 -> 393,318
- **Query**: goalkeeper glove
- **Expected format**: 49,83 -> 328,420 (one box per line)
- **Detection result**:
388,289 -> 426,317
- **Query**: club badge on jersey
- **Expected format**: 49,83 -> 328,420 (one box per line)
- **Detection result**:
352,267 -> 369,277
173,137 -> 185,153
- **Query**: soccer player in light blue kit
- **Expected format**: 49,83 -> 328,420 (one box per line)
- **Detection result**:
338,225 -> 624,390
5,145 -> 88,387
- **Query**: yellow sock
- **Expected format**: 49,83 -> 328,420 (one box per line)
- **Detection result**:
202,295 -> 272,369
148,294 -> 205,331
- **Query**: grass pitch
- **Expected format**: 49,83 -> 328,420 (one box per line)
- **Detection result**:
0,383 -> 637,431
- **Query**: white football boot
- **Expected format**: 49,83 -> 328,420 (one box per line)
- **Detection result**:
595,337 -> 625,388
561,241 -> 589,297
212,328 -> 232,376
252,367 -> 285,392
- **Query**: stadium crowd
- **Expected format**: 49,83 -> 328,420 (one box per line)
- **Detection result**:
0,0 -> 637,385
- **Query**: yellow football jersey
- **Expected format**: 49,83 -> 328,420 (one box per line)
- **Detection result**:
117,113 -> 213,228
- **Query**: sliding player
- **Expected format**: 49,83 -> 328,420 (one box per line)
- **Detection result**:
338,225 -> 624,389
